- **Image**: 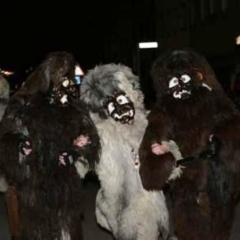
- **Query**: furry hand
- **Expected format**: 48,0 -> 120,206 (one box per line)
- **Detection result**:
19,140 -> 32,156
58,152 -> 75,166
73,135 -> 91,148
151,142 -> 170,155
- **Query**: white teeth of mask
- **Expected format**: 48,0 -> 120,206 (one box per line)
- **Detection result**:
105,92 -> 135,123
173,90 -> 190,99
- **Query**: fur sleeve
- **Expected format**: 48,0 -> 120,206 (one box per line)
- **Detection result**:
0,96 -> 30,185
71,110 -> 101,175
0,132 -> 26,185
139,109 -> 176,190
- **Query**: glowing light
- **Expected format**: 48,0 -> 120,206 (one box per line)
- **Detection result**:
0,70 -> 14,76
236,35 -> 240,45
75,65 -> 84,76
138,42 -> 158,49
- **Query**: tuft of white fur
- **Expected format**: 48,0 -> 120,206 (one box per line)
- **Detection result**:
161,140 -> 185,181
168,166 -> 184,181
74,157 -> 89,179
0,175 -> 8,192
82,64 -> 171,239
202,82 -> 212,91
56,229 -> 71,240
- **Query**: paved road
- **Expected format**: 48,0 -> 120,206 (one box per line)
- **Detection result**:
1,174 -> 240,240
0,192 -> 11,240
81,175 -> 114,240
0,174 -> 114,240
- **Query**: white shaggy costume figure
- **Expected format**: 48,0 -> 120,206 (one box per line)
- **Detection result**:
80,64 -> 170,240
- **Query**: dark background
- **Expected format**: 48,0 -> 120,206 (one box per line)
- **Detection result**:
0,0 -> 137,71
1,0 -> 240,103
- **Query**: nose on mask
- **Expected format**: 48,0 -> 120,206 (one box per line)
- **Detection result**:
116,103 -> 132,114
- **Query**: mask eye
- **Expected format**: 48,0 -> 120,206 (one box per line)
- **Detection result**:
107,102 -> 115,114
62,79 -> 70,87
116,95 -> 128,105
169,77 -> 179,88
180,74 -> 191,83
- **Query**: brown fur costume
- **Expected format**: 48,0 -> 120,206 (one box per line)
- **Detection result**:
0,51 -> 100,240
139,49 -> 240,240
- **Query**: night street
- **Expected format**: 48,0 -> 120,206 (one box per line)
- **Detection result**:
0,175 -> 114,240
0,1 -> 240,240
1,176 -> 240,240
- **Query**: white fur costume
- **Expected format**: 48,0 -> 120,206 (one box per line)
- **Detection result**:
81,65 -> 170,240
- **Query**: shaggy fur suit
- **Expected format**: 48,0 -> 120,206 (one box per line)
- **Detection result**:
139,49 -> 240,240
80,64 -> 172,240
0,51 -> 100,240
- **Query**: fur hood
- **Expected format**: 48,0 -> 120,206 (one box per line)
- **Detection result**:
80,63 -> 145,114
151,48 -> 224,100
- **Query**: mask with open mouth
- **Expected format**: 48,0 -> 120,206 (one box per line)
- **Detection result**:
168,74 -> 192,100
105,91 -> 135,124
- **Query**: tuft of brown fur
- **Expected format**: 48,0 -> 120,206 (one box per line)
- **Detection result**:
0,51 -> 100,240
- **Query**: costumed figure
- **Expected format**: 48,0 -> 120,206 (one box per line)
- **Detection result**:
139,49 -> 240,240
0,51 -> 100,240
0,74 -> 10,192
80,63 -> 172,240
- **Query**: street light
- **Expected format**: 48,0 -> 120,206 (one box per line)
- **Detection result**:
236,35 -> 240,45
137,41 -> 158,76
138,42 -> 158,49
137,41 -> 158,108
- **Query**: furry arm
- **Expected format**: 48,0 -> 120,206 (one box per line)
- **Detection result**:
0,96 -> 30,184
0,132 -> 27,184
75,115 -> 100,170
139,110 -> 176,190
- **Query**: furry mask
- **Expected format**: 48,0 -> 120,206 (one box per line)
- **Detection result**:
80,63 -> 143,122
168,74 -> 193,99
50,65 -> 81,105
19,51 -> 82,102
151,49 -> 223,101
105,90 -> 135,124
